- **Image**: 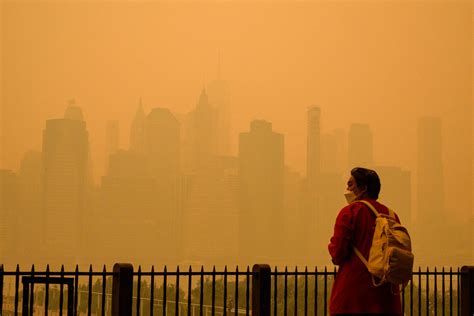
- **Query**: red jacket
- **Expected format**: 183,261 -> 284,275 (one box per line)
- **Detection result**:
328,199 -> 402,315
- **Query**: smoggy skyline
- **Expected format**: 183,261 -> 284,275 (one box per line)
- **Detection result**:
0,1 -> 472,266
2,1 -> 471,171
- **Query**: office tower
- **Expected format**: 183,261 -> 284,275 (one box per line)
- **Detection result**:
316,126 -> 346,265
283,167 -> 304,265
175,112 -> 193,173
417,117 -> 444,223
42,105 -> 89,265
416,117 -> 445,265
180,156 -> 239,266
145,108 -> 180,180
0,169 -> 21,265
145,107 -> 180,261
100,150 -> 156,265
238,120 -> 284,264
207,55 -> 231,156
321,128 -> 346,176
304,106 -> 322,261
19,151 -> 43,263
306,106 -> 321,193
348,123 -> 374,169
130,99 -> 145,153
189,89 -> 218,171
375,166 -> 412,229
105,120 -> 119,171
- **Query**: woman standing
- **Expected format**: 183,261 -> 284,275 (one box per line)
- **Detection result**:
328,167 -> 402,316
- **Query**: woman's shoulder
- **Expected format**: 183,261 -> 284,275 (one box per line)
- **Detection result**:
337,201 -> 367,218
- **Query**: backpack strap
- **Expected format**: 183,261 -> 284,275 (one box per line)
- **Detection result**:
351,199 -> 379,266
356,200 -> 396,220
353,246 -> 369,266
388,208 -> 396,220
353,246 -> 386,286
355,200 -> 380,217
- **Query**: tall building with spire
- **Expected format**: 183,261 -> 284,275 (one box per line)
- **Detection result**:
189,89 -> 218,171
207,53 -> 231,156
42,104 -> 89,265
130,99 -> 145,153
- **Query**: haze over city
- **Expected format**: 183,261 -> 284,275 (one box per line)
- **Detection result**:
0,1 -> 472,269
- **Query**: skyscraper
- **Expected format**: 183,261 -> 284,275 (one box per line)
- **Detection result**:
0,169 -> 21,265
417,117 -> 444,223
145,107 -> 181,261
348,123 -> 374,169
100,150 -> 156,265
238,120 -> 284,264
42,105 -> 89,265
180,160 -> 239,266
375,166 -> 412,229
105,120 -> 119,171
19,151 -> 43,264
306,106 -> 321,193
283,167 -> 304,265
207,55 -> 231,156
189,89 -> 218,171
304,106 -> 322,261
130,99 -> 145,153
145,108 -> 180,180
321,128 -> 346,176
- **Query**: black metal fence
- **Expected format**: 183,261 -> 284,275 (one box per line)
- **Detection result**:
0,264 -> 473,316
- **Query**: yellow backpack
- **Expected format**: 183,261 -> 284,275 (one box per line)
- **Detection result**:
353,200 -> 414,287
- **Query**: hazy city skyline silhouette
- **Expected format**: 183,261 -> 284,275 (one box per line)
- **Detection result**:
0,1 -> 472,269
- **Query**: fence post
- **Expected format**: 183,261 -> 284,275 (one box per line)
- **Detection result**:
112,263 -> 133,316
461,266 -> 474,316
252,264 -> 271,316
0,265 -> 3,312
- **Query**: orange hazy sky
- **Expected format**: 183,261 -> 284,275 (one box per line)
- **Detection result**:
1,0 -> 472,217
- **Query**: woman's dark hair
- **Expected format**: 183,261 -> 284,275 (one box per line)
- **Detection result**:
350,167 -> 381,199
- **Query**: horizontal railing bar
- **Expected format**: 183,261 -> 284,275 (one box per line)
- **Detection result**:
272,272 -> 337,276
1,272 -> 117,276
0,268 -> 464,276
131,271 -> 462,276
412,272 -> 464,276
133,271 -> 253,276
22,277 -> 74,285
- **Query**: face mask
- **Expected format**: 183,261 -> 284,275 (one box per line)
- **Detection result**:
344,190 -> 357,204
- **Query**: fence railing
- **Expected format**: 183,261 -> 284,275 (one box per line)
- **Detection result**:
0,264 -> 473,316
